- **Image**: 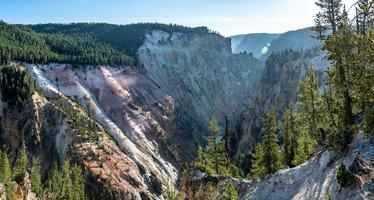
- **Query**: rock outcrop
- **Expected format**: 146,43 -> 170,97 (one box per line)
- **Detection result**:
180,134 -> 374,200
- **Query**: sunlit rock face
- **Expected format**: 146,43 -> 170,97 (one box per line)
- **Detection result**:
180,133 -> 374,200
24,64 -> 196,199
138,30 -> 263,138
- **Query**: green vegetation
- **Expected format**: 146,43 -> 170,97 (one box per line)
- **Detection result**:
194,117 -> 242,178
0,146 -> 86,199
224,183 -> 238,200
0,21 -> 133,66
29,22 -> 215,59
0,65 -> 37,109
336,164 -> 356,188
250,111 -> 283,179
249,0 -> 374,180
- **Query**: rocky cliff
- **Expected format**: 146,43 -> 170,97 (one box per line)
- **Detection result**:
180,133 -> 374,200
138,30 -> 263,139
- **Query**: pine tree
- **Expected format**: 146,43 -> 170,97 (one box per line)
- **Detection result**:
12,146 -> 28,179
0,150 -> 11,185
206,117 -> 225,175
298,69 -> 324,143
282,104 -> 297,167
262,111 -> 283,174
314,0 -> 343,35
30,158 -> 43,196
71,164 -> 86,200
292,132 -> 315,166
250,143 -> 266,179
61,160 -> 73,199
314,1 -> 357,150
47,164 -> 63,199
251,111 -> 283,179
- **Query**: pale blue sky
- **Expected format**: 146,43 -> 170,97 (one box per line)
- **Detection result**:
0,0 -> 357,36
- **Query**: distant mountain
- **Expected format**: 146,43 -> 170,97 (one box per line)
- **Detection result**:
230,27 -> 322,60
230,33 -> 280,58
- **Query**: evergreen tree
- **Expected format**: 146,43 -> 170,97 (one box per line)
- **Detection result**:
12,146 -> 28,179
251,111 -> 283,179
262,111 -> 283,174
30,158 -> 43,196
292,132 -> 315,166
47,164 -> 63,199
61,160 -> 73,199
206,117 -> 225,175
0,150 -> 11,185
298,69 -> 324,143
282,104 -> 297,167
250,143 -> 266,179
224,183 -> 238,200
71,164 -> 86,200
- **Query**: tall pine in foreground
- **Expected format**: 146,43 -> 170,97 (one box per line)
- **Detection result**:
314,0 -> 356,151
251,111 -> 283,179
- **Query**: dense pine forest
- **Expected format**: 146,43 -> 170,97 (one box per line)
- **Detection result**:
0,21 -> 133,66
28,23 -> 215,59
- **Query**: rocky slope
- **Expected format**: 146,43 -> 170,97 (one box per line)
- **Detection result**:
180,133 -> 374,200
138,30 -> 263,139
26,63 -> 199,199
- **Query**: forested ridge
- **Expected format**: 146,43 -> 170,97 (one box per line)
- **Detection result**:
28,22 -> 215,59
0,21 -> 134,66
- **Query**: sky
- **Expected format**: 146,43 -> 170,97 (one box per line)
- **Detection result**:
0,0 -> 358,36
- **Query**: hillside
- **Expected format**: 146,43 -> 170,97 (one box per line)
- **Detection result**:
230,28 -> 322,60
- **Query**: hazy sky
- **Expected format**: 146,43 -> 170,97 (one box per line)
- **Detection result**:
0,0 -> 358,36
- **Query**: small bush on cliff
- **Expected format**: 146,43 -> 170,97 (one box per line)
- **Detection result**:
224,183 -> 238,200
336,164 -> 356,188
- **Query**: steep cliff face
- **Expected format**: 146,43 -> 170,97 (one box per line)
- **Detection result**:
138,30 -> 263,138
0,83 -> 172,199
233,48 -> 328,157
180,133 -> 374,200
23,63 -> 199,199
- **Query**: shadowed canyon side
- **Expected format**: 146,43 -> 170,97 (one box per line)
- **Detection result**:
138,30 -> 263,139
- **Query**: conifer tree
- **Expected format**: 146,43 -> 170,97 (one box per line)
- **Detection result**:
12,146 -> 28,179
206,117 -> 225,175
0,150 -> 11,185
282,104 -> 297,167
61,160 -> 73,199
262,111 -> 283,174
30,158 -> 43,196
250,143 -> 266,179
298,69 -> 324,143
251,111 -> 283,179
71,164 -> 86,200
47,164 -> 63,199
292,132 -> 315,166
